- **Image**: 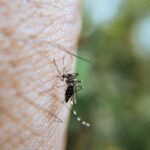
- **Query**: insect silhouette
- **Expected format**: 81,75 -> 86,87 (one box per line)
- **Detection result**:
53,58 -> 83,104
53,58 -> 90,127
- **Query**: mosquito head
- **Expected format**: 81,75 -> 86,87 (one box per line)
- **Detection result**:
61,74 -> 74,80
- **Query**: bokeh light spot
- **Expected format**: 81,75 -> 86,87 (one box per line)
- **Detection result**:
83,0 -> 123,26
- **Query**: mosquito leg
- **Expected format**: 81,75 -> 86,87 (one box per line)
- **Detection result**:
39,84 -> 67,96
62,56 -> 68,75
70,94 -> 75,106
56,75 -> 64,81
76,80 -> 82,83
76,85 -> 83,92
69,96 -> 91,127
74,88 -> 77,104
53,59 -> 62,77
72,73 -> 79,77
72,85 -> 83,104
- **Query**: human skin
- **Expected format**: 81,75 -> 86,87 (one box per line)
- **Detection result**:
0,0 -> 81,149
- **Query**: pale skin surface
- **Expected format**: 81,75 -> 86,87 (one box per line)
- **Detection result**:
0,0 -> 81,150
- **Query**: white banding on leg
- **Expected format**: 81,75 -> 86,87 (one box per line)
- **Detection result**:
70,101 -> 73,106
73,111 -> 77,115
82,121 -> 86,125
77,117 -> 81,122
86,123 -> 90,127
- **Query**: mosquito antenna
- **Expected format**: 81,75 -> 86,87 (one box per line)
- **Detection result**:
53,59 -> 62,76
49,42 -> 93,64
62,56 -> 68,74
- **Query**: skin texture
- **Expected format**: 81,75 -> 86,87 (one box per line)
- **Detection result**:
0,0 -> 81,149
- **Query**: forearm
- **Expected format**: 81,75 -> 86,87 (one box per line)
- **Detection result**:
0,0 -> 81,149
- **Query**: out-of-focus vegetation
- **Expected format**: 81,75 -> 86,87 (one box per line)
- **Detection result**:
67,0 -> 150,150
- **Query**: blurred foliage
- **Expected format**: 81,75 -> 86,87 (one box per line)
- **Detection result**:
67,0 -> 150,150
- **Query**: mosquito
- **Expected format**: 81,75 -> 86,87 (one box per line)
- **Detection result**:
53,58 -> 83,104
53,58 -> 90,127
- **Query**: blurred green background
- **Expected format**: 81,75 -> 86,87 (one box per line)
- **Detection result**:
67,0 -> 150,150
